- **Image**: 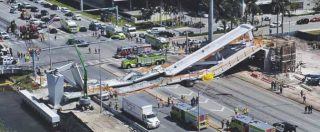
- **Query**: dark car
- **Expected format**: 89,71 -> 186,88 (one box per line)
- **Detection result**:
43,3 -> 51,8
65,12 -> 74,17
30,6 -> 39,12
79,27 -> 87,32
158,31 -> 175,37
49,28 -> 58,34
40,10 -> 49,16
66,39 -> 89,47
180,30 -> 194,36
273,122 -> 297,132
41,16 -> 50,22
296,18 -> 309,25
50,4 -> 59,10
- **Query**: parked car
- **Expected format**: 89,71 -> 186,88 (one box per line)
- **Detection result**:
41,16 -> 50,22
296,18 -> 309,25
30,6 -> 39,12
0,32 -> 10,39
38,23 -> 47,29
60,7 -> 70,13
111,33 -> 126,40
180,30 -> 194,36
187,39 -> 202,44
40,9 -> 49,16
50,14 -> 60,21
49,28 -> 58,34
66,38 -> 89,47
50,4 -> 59,10
79,27 -> 87,32
158,31 -> 175,37
22,2 -> 32,9
65,12 -> 74,17
310,17 -> 320,22
273,122 -> 297,132
11,4 -> 18,9
270,21 -> 282,28
9,8 -> 18,14
72,14 -> 81,21
43,3 -> 52,8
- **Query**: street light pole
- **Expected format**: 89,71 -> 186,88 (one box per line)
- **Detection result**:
197,90 -> 200,132
99,41 -> 102,113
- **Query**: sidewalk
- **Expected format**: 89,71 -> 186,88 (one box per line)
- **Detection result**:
234,71 -> 320,112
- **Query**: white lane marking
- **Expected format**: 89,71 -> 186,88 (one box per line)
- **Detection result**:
210,106 -> 225,112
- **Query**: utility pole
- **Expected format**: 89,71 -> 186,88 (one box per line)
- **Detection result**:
160,0 -> 163,26
80,0 -> 83,11
208,0 -> 214,42
197,90 -> 200,132
32,49 -> 36,77
99,41 -> 102,113
186,32 -> 189,54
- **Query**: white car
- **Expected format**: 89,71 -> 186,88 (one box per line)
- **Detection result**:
61,8 -> 70,13
11,5 -> 18,9
270,21 -> 282,28
30,19 -> 45,26
0,32 -> 10,39
72,14 -> 81,21
187,39 -> 202,44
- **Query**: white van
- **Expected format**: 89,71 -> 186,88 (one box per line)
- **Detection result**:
147,27 -> 166,34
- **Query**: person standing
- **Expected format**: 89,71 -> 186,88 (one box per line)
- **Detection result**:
221,119 -> 225,129
300,90 -> 304,98
303,95 -> 306,104
226,120 -> 230,129
95,48 -> 97,54
279,86 -> 283,94
88,48 -> 91,54
305,106 -> 308,114
310,105 -> 313,114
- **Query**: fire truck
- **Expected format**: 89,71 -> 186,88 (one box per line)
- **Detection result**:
114,44 -> 152,58
230,115 -> 276,132
19,24 -> 39,39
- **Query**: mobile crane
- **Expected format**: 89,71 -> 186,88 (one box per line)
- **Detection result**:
73,43 -> 93,111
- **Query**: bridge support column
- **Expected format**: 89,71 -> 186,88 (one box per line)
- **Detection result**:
263,49 -> 272,73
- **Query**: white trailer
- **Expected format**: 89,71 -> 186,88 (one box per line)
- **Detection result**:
122,95 -> 160,129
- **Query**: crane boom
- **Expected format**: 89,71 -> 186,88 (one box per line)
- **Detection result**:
74,44 -> 88,98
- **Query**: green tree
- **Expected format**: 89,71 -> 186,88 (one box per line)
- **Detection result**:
272,0 -> 290,35
244,0 -> 262,25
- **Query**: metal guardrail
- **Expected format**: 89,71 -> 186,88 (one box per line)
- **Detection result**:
0,65 -> 32,74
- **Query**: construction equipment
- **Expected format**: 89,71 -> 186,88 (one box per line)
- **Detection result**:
20,9 -> 31,20
121,53 -> 166,69
170,102 -> 208,130
230,115 -> 276,132
73,44 -> 92,111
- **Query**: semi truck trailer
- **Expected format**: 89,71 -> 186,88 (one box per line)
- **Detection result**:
122,95 -> 160,129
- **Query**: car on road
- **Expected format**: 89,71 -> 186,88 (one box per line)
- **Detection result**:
43,3 -> 52,8
72,14 -> 81,21
192,22 -> 205,28
270,21 -> 282,28
41,16 -> 50,22
40,9 -> 49,16
49,28 -> 58,34
60,7 -> 70,13
11,4 -> 18,9
65,12 -> 74,17
0,32 -> 10,39
296,18 -> 309,25
79,27 -> 87,32
30,19 -> 45,26
34,0 -> 42,3
273,122 -> 297,132
66,38 -> 89,47
187,39 -> 202,44
9,8 -> 18,14
50,14 -> 60,21
180,30 -> 194,36
38,23 -> 47,29
50,4 -> 59,10
310,17 -> 320,22
22,2 -> 32,9
30,6 -> 39,12
158,31 -> 175,38
111,32 -> 126,40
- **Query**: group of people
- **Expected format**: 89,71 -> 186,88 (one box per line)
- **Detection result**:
221,119 -> 230,130
271,80 -> 284,94
190,96 -> 199,107
88,47 -> 100,54
234,107 -> 249,115
305,105 -> 313,114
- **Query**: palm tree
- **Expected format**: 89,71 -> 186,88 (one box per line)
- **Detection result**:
244,0 -> 262,25
272,0 -> 290,36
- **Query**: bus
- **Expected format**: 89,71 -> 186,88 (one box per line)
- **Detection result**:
122,24 -> 137,36
230,115 -> 276,132
145,34 -> 169,50
61,19 -> 78,33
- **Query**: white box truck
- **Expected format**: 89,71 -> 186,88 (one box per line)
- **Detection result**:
122,96 -> 160,129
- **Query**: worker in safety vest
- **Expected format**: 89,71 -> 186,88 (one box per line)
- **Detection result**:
243,107 -> 249,115
234,107 -> 239,115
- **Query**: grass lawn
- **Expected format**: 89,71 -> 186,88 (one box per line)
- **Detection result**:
10,74 -> 36,91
